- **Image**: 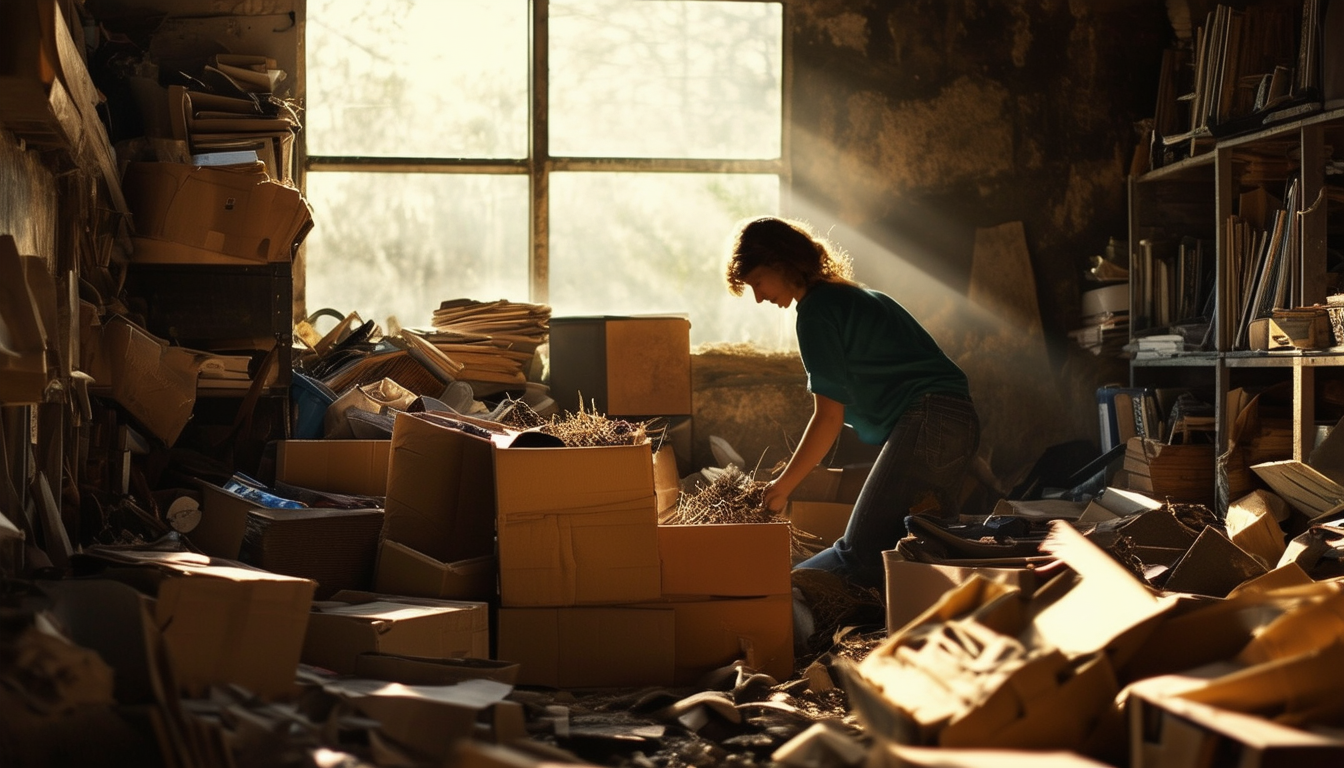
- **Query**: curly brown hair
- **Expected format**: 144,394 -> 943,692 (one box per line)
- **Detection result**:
724,216 -> 854,296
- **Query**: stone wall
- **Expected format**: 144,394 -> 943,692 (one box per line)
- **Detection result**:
691,0 -> 1168,498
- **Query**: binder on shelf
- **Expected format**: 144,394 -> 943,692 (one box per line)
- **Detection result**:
1097,387 -> 1161,454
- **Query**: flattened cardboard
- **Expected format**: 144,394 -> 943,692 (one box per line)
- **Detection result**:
303,590 -> 489,675
883,555 -> 1042,634
787,501 -> 852,545
323,677 -> 512,760
91,316 -> 198,445
374,540 -> 497,602
276,439 -> 391,497
495,442 -> 660,607
1251,460 -> 1344,520
383,413 -> 497,564
658,523 -> 791,597
354,653 -> 519,686
653,444 -> 680,515
495,606 -> 676,688
1034,521 -> 1171,666
938,651 -> 1120,750
1163,527 -> 1267,598
76,549 -> 315,700
869,742 -> 1113,768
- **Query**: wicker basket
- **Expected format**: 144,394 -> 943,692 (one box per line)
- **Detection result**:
1327,294 -> 1344,346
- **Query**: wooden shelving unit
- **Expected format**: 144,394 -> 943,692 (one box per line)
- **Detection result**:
1128,106 -> 1344,511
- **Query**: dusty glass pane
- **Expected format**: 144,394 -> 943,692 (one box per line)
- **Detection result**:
550,1 -> 782,159
549,172 -> 790,348
306,0 -> 528,158
303,172 -> 529,330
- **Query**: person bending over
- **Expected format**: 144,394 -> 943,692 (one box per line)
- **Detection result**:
725,216 -> 980,591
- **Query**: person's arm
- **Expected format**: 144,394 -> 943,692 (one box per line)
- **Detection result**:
761,393 -> 845,513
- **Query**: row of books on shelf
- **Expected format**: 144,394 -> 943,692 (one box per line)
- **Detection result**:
1148,0 -> 1343,168
1133,236 -> 1213,334
1097,386 -> 1215,454
1228,180 -> 1303,350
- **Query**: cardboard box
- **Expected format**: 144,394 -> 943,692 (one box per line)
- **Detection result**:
1130,691 -> 1344,767
122,161 -> 312,264
374,540 -> 497,602
303,590 -> 489,676
1128,644 -> 1344,768
848,576 -> 1122,751
548,315 -> 692,416
658,522 -> 791,597
86,315 -> 198,445
882,555 -> 1042,634
496,606 -> 676,688
1248,308 -> 1332,351
383,412 -> 498,565
75,549 -> 314,700
662,594 -> 794,684
791,466 -> 843,502
495,441 -> 661,607
276,439 -> 391,497
1123,437 -> 1215,507
788,500 -> 852,545
240,507 -> 383,600
192,480 -> 255,559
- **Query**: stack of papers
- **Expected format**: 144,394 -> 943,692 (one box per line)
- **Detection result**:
170,54 -> 299,182
419,299 -> 551,387
1129,334 -> 1185,359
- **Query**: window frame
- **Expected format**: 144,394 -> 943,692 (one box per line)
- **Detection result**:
299,0 -> 792,308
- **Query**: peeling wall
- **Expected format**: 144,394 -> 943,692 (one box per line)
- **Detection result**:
696,0 -> 1168,496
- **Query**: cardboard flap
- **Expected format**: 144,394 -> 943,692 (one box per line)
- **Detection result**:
1031,521 -> 1168,661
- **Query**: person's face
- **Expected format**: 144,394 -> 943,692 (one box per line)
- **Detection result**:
743,264 -> 804,309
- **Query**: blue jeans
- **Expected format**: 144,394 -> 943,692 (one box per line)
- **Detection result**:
794,393 -> 980,590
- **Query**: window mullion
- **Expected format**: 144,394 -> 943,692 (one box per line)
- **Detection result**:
530,0 -> 550,305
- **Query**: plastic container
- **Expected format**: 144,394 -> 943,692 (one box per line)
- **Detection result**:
291,371 -> 338,439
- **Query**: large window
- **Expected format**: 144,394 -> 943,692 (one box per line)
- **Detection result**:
304,0 -> 788,347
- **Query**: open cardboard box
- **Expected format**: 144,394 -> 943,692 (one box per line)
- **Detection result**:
882,552 -> 1044,634
1127,641 -> 1344,767
373,540 -> 497,602
848,522 -> 1173,752
72,549 -> 314,700
494,436 -> 661,607
122,160 -> 312,265
276,439 -> 391,497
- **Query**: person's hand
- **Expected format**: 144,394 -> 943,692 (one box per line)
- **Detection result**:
761,480 -> 791,514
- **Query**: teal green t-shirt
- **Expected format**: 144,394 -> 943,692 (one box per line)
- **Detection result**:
795,281 -> 970,445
